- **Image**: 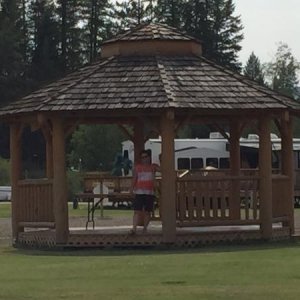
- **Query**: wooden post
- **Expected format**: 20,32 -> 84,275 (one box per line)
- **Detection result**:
160,109 -> 176,243
259,117 -> 273,239
229,120 -> 241,219
38,114 -> 53,178
45,134 -> 53,178
10,123 -> 23,240
281,115 -> 294,234
133,120 -> 144,163
52,117 -> 69,244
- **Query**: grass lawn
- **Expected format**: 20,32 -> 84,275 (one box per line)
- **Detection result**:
0,242 -> 300,300
1,204 -> 300,299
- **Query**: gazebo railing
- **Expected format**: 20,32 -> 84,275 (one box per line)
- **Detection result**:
176,176 -> 260,226
17,179 -> 54,224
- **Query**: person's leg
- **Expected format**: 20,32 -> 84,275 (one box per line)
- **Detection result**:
143,195 -> 154,233
131,194 -> 143,234
143,211 -> 151,233
132,211 -> 139,233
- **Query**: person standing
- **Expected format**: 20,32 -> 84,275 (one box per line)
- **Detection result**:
130,150 -> 160,234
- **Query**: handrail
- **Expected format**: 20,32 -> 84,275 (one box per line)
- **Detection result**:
18,178 -> 53,185
177,175 -> 260,182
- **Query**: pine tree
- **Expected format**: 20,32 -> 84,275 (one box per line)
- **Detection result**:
57,0 -> 86,71
28,0 -> 61,81
156,0 -> 243,71
113,0 -> 154,30
244,52 -> 265,85
155,0 -> 184,27
0,0 -> 25,103
82,0 -> 111,62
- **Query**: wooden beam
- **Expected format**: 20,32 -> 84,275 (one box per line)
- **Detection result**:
210,123 -> 230,140
174,114 -> 193,135
118,124 -> 133,140
160,109 -> 176,243
10,123 -> 24,239
281,117 -> 294,234
229,120 -> 241,219
52,117 -> 69,244
259,117 -> 273,239
133,120 -> 144,163
65,122 -> 79,138
37,115 -> 54,178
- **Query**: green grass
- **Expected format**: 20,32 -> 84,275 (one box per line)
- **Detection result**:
0,243 -> 300,300
0,203 -> 10,218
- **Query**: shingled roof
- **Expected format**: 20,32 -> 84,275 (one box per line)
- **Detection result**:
102,23 -> 200,44
0,23 -> 299,118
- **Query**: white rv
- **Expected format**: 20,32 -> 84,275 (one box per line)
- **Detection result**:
122,132 -> 300,170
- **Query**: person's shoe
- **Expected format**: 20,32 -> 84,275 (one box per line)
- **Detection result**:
128,229 -> 136,236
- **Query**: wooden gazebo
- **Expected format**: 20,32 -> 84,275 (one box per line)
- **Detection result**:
1,23 -> 300,248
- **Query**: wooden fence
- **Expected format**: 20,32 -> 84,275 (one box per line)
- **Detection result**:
17,179 -> 54,223
175,175 -> 260,226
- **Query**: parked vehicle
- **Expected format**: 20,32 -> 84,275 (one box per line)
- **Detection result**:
122,132 -> 300,170
0,186 -> 11,201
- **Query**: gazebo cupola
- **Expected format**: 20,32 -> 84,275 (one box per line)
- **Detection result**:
101,23 -> 202,58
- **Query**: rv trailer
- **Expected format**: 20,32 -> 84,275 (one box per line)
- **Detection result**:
122,132 -> 300,171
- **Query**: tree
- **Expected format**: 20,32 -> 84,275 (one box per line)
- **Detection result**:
81,0 -> 113,62
155,0 -> 184,28
191,0 -> 243,71
156,0 -> 244,71
244,52 -> 265,85
68,125 -> 126,171
113,0 -> 154,30
0,0 -> 26,104
264,43 -> 300,98
57,0 -> 86,71
28,0 -> 61,82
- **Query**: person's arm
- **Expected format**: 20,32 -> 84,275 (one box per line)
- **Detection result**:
131,167 -> 137,194
153,163 -> 161,173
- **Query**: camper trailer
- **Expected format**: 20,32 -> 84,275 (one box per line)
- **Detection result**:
122,132 -> 300,171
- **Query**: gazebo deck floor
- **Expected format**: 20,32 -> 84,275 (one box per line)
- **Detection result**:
16,224 -> 290,249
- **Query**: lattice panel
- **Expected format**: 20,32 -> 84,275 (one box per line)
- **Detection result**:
14,227 -> 291,249
17,230 -> 56,248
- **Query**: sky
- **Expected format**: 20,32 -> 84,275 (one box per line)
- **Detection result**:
234,0 -> 300,67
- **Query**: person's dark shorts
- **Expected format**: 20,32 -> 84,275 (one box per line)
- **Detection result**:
133,194 -> 155,212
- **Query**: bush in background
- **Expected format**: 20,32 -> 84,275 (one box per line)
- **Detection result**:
67,170 -> 83,201
0,157 -> 10,185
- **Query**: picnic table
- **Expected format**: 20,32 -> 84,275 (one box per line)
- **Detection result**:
75,192 -> 134,229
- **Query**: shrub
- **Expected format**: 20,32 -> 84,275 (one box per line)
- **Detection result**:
0,157 -> 10,185
67,170 -> 83,201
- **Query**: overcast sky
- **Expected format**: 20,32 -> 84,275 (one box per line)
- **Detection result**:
234,0 -> 300,67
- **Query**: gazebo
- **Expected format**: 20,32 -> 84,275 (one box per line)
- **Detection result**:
1,23 -> 300,248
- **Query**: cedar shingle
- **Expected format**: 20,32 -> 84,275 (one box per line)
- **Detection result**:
1,54 -> 300,117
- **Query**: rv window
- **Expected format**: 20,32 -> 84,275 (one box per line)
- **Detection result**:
177,158 -> 190,170
297,152 -> 300,169
191,158 -> 203,169
206,158 -> 218,168
219,158 -> 229,169
145,149 -> 152,162
123,150 -> 129,159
